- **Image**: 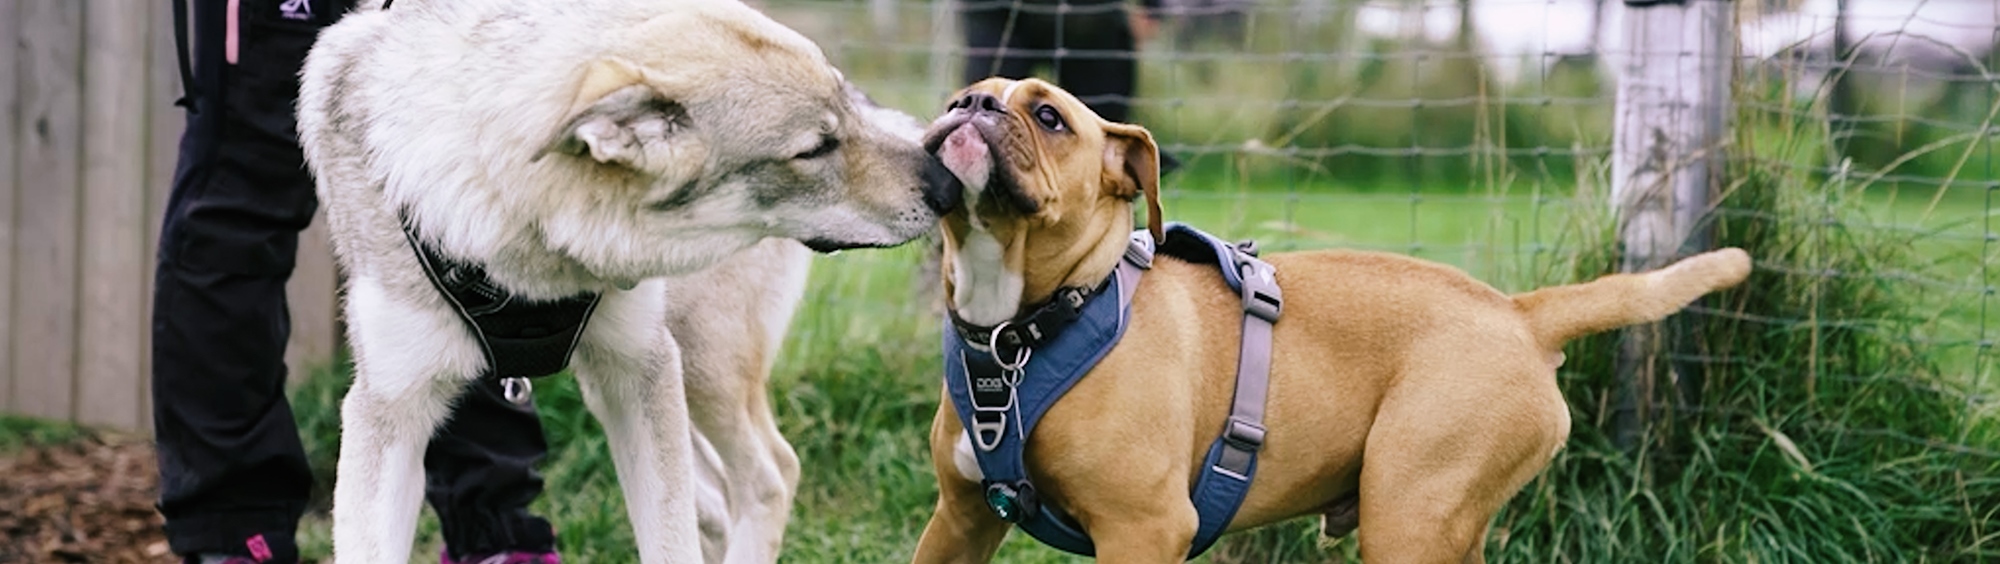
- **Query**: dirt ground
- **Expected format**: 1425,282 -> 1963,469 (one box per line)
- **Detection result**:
1,434 -> 172,564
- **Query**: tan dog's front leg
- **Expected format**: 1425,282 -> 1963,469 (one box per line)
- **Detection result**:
1072,494 -> 1192,564
1076,504 -> 1197,564
913,402 -> 1010,563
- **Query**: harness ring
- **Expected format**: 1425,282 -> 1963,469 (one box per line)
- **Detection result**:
987,321 -> 1033,372
501,377 -> 533,405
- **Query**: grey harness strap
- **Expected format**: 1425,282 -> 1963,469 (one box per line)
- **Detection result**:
1217,247 -> 1281,478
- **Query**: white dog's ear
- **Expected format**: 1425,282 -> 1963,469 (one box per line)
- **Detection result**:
542,59 -> 691,167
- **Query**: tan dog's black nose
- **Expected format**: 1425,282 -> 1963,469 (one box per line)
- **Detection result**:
950,91 -> 1006,115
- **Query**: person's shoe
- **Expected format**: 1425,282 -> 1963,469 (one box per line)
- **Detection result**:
185,534 -> 284,564
190,557 -> 274,564
441,549 -> 562,564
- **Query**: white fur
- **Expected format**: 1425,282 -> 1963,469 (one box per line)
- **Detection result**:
329,276 -> 476,563
570,280 -> 698,563
999,80 -> 1026,105
952,434 -> 985,482
950,228 -> 1024,327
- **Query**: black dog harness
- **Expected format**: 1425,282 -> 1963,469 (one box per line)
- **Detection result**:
943,223 -> 1283,559
399,217 -> 602,404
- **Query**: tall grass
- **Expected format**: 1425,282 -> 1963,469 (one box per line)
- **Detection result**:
1474,62 -> 2000,562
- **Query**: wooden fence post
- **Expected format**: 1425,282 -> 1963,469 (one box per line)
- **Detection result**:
1,0 -> 19,412
1610,0 -> 1734,449
10,0 -> 84,421
77,0 -> 152,429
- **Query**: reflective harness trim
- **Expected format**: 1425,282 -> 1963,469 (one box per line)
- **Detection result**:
363,0 -> 595,403
400,215 -> 602,403
942,223 -> 1282,559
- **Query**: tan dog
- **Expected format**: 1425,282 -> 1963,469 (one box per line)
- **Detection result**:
912,77 -> 1752,563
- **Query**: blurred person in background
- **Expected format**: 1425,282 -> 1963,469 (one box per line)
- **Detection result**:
959,0 -> 1183,171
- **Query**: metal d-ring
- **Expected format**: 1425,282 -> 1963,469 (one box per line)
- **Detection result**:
987,321 -> 1032,372
501,377 -> 533,405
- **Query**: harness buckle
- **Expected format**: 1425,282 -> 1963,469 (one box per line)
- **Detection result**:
1238,259 -> 1282,323
1223,417 -> 1266,452
1124,233 -> 1155,270
1235,239 -> 1261,258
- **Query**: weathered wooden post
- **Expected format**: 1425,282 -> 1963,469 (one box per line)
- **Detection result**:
1610,0 -> 1734,450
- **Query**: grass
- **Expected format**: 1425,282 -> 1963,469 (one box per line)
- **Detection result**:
264,175 -> 1998,562
0,415 -> 91,454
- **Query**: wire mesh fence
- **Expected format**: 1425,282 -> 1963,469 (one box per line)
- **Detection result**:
746,0 -> 1999,559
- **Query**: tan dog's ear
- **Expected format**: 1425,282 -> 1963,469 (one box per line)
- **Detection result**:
542,58 -> 691,166
1101,121 -> 1163,243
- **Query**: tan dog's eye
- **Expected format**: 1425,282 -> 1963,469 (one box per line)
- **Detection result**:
794,136 -> 840,160
1033,104 -> 1066,132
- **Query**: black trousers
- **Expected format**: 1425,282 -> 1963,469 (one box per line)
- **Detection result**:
961,2 -> 1138,123
151,0 -> 552,560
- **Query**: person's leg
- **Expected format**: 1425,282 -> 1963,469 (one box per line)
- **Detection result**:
425,379 -> 560,561
1053,8 -> 1182,172
1053,9 -> 1137,123
152,0 -> 350,561
961,4 -> 1041,84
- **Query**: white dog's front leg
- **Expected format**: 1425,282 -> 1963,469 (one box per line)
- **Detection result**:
331,381 -> 451,564
331,277 -> 478,564
574,281 -> 704,564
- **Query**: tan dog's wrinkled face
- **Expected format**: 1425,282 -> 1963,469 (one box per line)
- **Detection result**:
917,77 -> 1161,325
535,2 -> 959,275
920,78 -> 1160,241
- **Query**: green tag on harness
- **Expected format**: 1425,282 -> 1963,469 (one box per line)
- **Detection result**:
986,483 -> 1031,523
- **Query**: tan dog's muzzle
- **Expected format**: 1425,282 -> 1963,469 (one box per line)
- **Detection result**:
923,78 -> 1164,243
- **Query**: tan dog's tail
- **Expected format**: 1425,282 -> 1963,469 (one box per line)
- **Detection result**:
1512,248 -> 1752,350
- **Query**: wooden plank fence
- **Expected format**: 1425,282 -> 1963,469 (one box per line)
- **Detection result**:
2,1 -> 343,431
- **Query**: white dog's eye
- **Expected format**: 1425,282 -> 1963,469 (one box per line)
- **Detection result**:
795,136 -> 840,160
1034,104 -> 1065,132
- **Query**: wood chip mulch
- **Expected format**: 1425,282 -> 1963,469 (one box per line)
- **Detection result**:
1,434 -> 173,564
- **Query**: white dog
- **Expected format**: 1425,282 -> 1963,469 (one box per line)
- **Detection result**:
295,1 -> 956,562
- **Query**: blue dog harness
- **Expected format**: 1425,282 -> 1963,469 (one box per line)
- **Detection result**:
942,223 -> 1284,559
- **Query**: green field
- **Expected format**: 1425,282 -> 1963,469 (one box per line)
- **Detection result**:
272,169 -> 1998,563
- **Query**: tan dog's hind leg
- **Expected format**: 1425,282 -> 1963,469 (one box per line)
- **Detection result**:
1356,354 -> 1569,563
913,401 -> 1011,564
